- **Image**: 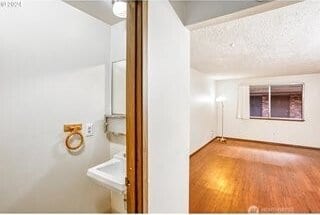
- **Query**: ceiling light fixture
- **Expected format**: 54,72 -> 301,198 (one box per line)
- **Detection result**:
112,0 -> 127,19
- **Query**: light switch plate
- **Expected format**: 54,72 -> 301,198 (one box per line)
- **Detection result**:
85,123 -> 94,137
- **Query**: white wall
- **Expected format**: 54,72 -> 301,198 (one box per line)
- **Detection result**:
169,1 -> 186,24
190,68 -> 216,154
107,20 -> 127,213
216,73 -> 320,148
184,1 -> 268,26
106,20 -> 126,158
0,1 -> 110,212
107,20 -> 126,167
148,0 -> 190,212
106,21 -> 127,115
169,0 -> 269,26
112,60 -> 126,115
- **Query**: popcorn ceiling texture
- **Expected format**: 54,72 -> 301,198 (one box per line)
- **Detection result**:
191,1 -> 320,80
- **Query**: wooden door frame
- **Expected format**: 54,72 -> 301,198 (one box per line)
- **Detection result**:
126,1 -> 148,213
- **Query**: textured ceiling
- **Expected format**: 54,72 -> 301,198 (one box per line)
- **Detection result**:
191,1 -> 320,80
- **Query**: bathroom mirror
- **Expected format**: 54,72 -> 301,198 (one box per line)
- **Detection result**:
112,60 -> 126,115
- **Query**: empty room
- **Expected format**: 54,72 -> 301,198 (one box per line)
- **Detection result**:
188,0 -> 320,213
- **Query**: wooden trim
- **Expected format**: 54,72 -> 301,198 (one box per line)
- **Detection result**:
141,1 -> 149,213
135,1 -> 143,212
190,137 -> 218,157
223,136 -> 320,151
126,1 -> 136,212
126,1 -> 148,213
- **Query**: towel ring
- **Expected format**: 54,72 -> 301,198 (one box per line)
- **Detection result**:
64,124 -> 84,151
66,130 -> 84,150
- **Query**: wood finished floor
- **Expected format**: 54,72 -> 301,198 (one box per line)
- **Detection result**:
190,139 -> 320,213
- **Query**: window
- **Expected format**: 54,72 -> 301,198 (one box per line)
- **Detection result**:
249,84 -> 304,121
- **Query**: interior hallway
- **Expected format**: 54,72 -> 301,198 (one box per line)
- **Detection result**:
190,139 -> 320,213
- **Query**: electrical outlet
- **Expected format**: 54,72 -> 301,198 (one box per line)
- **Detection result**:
85,123 -> 94,137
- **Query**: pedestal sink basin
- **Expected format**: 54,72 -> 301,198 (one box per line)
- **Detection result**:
87,152 -> 126,193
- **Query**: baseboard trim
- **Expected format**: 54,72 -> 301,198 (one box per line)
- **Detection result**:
190,137 -> 218,157
223,136 -> 320,151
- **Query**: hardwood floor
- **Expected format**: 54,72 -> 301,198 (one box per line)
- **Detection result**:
190,139 -> 320,213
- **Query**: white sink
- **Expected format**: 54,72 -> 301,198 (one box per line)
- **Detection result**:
87,152 -> 126,193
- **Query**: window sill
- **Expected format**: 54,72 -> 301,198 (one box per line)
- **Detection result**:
250,117 -> 305,122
